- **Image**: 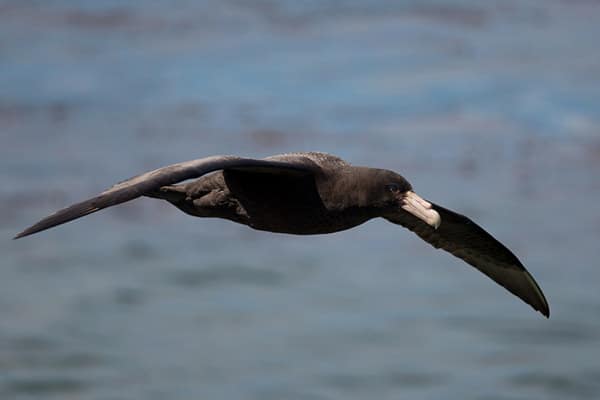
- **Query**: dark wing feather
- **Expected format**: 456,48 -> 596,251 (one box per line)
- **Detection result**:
14,155 -> 316,239
388,203 -> 549,318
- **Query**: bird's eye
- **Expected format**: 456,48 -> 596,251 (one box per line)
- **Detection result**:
385,183 -> 400,193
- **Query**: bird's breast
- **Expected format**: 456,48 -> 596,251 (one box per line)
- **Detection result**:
222,169 -> 374,235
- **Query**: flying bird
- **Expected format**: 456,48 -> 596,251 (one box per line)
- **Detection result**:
15,152 -> 549,317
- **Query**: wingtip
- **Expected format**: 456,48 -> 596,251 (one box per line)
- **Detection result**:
13,230 -> 29,240
521,269 -> 550,319
540,305 -> 550,319
532,296 -> 550,318
13,225 -> 40,239
532,292 -> 550,319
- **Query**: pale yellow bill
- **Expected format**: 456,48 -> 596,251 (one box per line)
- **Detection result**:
401,191 -> 441,229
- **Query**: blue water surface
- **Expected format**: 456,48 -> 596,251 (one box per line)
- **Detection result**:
2,1 -> 600,399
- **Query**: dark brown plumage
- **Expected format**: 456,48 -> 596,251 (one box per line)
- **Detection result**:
14,152 -> 549,317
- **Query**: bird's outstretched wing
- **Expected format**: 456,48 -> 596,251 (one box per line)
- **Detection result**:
14,155 -> 316,239
386,203 -> 550,318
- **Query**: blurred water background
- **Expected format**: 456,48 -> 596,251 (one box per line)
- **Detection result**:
2,1 -> 600,399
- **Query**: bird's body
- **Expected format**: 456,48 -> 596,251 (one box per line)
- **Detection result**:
148,152 -> 400,235
15,152 -> 550,317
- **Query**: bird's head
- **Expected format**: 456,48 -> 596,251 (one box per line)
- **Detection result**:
359,168 -> 441,229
